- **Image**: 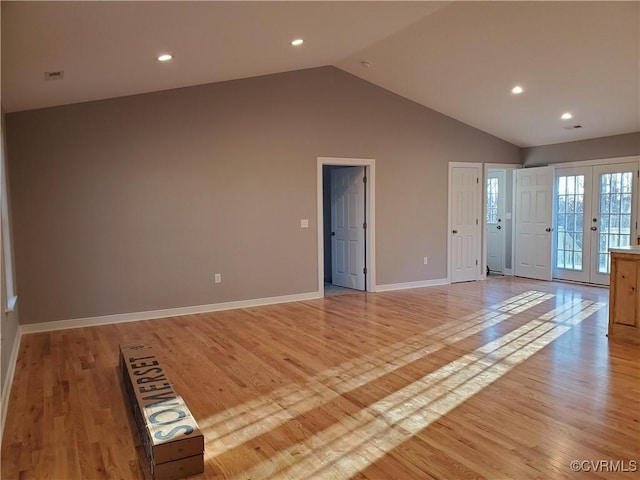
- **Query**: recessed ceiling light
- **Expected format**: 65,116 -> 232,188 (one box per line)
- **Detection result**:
511,85 -> 524,94
290,39 -> 304,46
157,54 -> 173,62
561,112 -> 573,120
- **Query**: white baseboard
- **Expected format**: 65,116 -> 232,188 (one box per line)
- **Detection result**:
1,290 -> 321,445
376,278 -> 449,292
1,326 -> 22,447
20,291 -> 323,334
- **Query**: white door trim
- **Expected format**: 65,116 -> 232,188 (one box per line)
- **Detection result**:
448,162 -> 482,283
317,157 -> 376,296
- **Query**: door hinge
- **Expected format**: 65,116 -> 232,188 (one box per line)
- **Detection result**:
476,219 -> 479,225
475,259 -> 478,266
363,222 -> 367,229
363,267 -> 368,274
363,176 -> 367,183
477,177 -> 479,184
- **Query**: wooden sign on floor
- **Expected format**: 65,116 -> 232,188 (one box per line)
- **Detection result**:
120,343 -> 205,480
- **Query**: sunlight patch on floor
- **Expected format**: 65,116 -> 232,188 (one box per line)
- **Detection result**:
236,298 -> 604,480
201,291 -> 552,458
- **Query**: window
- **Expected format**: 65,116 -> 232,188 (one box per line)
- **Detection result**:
597,171 -> 634,274
486,177 -> 499,225
555,175 -> 585,271
1,120 -> 17,312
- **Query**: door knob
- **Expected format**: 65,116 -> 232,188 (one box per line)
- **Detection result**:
497,225 -> 502,230
591,226 -> 598,231
545,227 -> 552,232
331,232 -> 336,236
452,230 -> 458,234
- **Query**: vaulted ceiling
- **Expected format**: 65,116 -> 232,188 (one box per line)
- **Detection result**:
2,1 -> 639,147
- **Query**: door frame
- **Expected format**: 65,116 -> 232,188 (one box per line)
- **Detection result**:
448,162 -> 482,283
481,163 -> 520,279
317,157 -> 376,296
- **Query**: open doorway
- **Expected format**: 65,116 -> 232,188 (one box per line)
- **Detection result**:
323,165 -> 365,295
483,165 -> 518,277
317,157 -> 376,297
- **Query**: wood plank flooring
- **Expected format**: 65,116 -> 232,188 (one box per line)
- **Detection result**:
2,277 -> 639,479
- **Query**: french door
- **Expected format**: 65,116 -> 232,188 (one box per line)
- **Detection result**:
554,163 -> 638,285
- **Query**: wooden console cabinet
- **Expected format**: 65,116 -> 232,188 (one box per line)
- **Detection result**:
608,246 -> 640,344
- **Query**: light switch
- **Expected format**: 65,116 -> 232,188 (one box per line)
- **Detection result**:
300,219 -> 309,228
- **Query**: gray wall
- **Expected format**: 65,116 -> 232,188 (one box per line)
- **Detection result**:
522,132 -> 640,166
6,66 -> 520,325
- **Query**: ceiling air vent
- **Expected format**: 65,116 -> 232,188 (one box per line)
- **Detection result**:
44,70 -> 64,81
563,124 -> 583,130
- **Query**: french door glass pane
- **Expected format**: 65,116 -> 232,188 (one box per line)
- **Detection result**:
486,178 -> 498,224
555,175 -> 585,270
598,171 -> 633,274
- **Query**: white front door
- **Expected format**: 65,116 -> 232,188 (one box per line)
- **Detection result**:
450,165 -> 481,283
331,166 -> 366,290
515,167 -> 553,281
486,170 -> 505,274
553,162 -> 638,286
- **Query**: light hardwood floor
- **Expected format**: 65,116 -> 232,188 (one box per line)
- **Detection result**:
2,277 -> 639,479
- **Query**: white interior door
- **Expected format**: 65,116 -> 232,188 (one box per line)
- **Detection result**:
486,170 -> 505,274
450,165 -> 481,283
515,167 -> 552,281
331,166 -> 365,290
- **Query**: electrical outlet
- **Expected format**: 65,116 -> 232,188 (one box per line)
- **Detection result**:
423,257 -> 428,265
214,273 -> 222,283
